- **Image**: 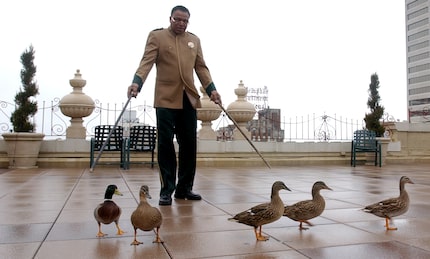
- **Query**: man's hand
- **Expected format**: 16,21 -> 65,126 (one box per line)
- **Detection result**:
210,90 -> 222,105
127,83 -> 139,98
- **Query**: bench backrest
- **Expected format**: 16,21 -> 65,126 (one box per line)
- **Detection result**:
353,130 -> 377,150
93,125 -> 123,151
129,125 -> 156,152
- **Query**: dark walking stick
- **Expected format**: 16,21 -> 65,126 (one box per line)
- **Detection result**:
218,104 -> 271,169
89,96 -> 132,172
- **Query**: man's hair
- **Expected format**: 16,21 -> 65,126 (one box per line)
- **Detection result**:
171,5 -> 190,16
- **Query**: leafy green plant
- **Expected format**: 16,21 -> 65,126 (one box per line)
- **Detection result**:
10,45 -> 39,132
364,73 -> 385,137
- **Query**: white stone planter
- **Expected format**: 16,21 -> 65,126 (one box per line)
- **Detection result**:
2,132 -> 45,169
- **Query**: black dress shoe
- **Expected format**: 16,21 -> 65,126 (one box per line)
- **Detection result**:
174,191 -> 202,200
159,195 -> 172,205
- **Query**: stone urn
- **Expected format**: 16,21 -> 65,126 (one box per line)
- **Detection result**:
59,70 -> 95,139
2,132 -> 45,169
226,81 -> 256,140
197,86 -> 221,139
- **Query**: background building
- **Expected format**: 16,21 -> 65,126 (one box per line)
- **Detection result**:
406,0 -> 430,122
248,108 -> 285,142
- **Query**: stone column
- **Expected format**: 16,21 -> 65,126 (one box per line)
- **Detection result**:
376,137 -> 391,166
197,86 -> 221,140
226,81 -> 256,140
59,70 -> 95,139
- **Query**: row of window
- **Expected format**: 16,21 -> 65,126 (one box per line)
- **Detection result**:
408,17 -> 428,31
409,85 -> 430,95
409,51 -> 429,62
408,6 -> 428,20
409,73 -> 430,84
409,97 -> 430,105
408,40 -> 429,52
408,29 -> 429,42
409,62 -> 430,73
407,0 -> 428,11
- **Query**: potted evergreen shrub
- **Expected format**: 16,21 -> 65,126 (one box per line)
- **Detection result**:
2,45 -> 45,168
363,73 -> 389,165
364,73 -> 385,136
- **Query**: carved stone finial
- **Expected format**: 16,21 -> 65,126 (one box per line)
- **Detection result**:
59,70 -> 95,139
226,81 -> 256,140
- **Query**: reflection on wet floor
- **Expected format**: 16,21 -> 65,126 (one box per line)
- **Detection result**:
1,165 -> 430,258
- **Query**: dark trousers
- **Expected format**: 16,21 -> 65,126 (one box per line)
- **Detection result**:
156,94 -> 197,196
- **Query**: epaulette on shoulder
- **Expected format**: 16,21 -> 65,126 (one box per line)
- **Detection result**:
187,31 -> 196,36
152,28 -> 163,31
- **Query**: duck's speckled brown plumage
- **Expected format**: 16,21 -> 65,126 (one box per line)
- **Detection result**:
130,185 -> 163,245
228,181 -> 291,241
94,184 -> 124,237
284,181 -> 332,230
363,176 -> 414,230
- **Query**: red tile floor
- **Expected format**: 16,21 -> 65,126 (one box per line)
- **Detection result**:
1,164 -> 430,259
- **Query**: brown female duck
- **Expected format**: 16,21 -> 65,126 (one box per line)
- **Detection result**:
131,185 -> 163,245
283,181 -> 332,230
363,176 -> 414,230
228,181 -> 291,241
94,184 -> 124,237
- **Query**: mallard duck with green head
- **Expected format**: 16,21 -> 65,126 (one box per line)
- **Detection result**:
131,185 -> 163,245
228,181 -> 291,241
363,176 -> 414,230
94,184 -> 124,237
283,181 -> 332,230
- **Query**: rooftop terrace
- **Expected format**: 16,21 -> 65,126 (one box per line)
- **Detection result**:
1,164 -> 430,258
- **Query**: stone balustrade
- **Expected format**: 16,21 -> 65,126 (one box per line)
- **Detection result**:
0,121 -> 430,168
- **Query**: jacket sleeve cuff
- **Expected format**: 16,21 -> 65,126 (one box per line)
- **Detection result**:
132,74 -> 143,92
205,82 -> 217,96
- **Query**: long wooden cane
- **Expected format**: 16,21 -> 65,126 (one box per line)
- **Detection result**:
218,104 -> 271,169
89,96 -> 132,172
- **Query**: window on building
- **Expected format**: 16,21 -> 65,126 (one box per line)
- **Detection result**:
408,7 -> 428,20
409,98 -> 430,106
409,52 -> 430,62
407,0 -> 428,10
409,74 -> 430,84
408,40 -> 429,52
409,85 -> 430,95
409,63 -> 430,73
408,29 -> 429,41
408,18 -> 429,30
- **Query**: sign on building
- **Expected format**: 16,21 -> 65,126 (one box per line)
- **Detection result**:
246,86 -> 269,112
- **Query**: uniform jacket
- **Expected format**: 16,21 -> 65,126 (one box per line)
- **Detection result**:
133,27 -> 213,109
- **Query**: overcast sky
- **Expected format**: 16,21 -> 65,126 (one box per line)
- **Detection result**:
0,0 -> 407,125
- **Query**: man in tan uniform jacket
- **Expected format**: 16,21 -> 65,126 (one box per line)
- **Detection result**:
128,5 -> 221,205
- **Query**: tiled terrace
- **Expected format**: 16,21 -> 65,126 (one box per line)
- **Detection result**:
1,164 -> 430,259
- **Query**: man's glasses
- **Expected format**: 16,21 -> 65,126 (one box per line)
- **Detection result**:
171,17 -> 189,25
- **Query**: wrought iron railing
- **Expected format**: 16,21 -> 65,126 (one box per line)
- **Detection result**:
0,98 -> 157,140
0,98 -> 397,142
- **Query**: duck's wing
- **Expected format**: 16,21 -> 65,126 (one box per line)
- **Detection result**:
285,200 -> 320,217
364,197 -> 404,216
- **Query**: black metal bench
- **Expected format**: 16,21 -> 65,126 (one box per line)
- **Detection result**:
90,125 -> 125,168
350,130 -> 382,167
123,125 -> 157,169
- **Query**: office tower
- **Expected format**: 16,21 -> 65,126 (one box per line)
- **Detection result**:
406,0 -> 430,122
